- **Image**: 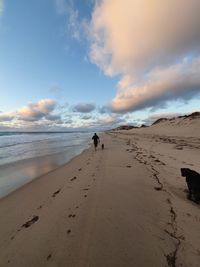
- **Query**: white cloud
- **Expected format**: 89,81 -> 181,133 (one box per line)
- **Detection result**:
0,99 -> 67,131
89,0 -> 200,76
17,99 -> 57,121
88,0 -> 200,112
100,115 -> 117,125
109,57 -> 200,113
87,114 -> 124,129
67,8 -> 81,41
55,0 -> 83,41
0,0 -> 4,16
55,0 -> 67,15
0,98 -> 127,130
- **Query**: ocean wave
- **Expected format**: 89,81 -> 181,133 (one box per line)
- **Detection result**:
0,138 -> 51,149
0,132 -> 91,166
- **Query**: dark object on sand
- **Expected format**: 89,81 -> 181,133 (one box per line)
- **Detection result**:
22,215 -> 39,228
102,143 -> 104,150
92,133 -> 100,151
181,168 -> 200,202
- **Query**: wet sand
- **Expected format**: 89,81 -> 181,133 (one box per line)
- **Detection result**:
0,148 -> 87,198
0,131 -> 200,266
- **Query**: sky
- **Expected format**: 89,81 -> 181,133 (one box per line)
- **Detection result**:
0,0 -> 200,131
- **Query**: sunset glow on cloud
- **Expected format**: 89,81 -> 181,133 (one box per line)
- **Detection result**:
109,57 -> 200,113
17,99 -> 57,121
88,0 -> 200,112
0,0 -> 200,130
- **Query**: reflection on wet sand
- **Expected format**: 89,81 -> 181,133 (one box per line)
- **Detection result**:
0,148 -> 85,198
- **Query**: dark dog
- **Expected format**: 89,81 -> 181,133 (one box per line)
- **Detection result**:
101,143 -> 104,150
181,168 -> 200,202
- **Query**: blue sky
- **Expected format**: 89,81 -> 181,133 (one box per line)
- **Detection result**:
0,0 -> 200,131
0,0 -> 116,109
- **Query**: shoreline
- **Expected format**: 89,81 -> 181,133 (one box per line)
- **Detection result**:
0,143 -> 91,199
0,131 -> 199,266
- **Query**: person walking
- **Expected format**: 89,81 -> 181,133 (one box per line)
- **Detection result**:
92,133 -> 100,151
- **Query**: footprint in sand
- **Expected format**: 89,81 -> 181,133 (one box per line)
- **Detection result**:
182,161 -> 194,166
126,165 -> 132,168
166,198 -> 171,204
78,168 -> 82,171
154,186 -> 162,191
175,145 -> 183,150
22,215 -> 39,228
154,159 -> 166,165
46,254 -> 52,261
52,189 -> 61,197
68,214 -> 76,218
67,229 -> 71,234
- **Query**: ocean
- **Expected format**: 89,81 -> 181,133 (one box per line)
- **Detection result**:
0,132 -> 92,198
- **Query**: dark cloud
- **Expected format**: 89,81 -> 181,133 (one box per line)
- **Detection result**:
73,103 -> 96,113
81,115 -> 92,120
45,114 -> 61,121
98,106 -> 109,114
64,119 -> 73,124
0,113 -> 14,122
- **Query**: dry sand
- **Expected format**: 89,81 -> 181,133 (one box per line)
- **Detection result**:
0,122 -> 200,266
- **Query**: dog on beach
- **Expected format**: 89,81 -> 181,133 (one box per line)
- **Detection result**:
101,143 -> 104,150
181,168 -> 200,202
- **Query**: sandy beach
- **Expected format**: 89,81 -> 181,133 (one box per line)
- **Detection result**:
0,119 -> 200,266
1,1 -> 200,266
2,0 -> 200,266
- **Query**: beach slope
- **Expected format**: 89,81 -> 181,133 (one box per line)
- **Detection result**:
0,130 -> 200,266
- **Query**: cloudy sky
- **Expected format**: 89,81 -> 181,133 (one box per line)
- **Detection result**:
0,0 -> 200,131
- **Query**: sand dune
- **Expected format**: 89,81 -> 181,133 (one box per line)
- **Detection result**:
135,112 -> 200,138
0,117 -> 200,266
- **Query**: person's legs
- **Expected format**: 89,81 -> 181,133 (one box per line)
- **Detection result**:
94,142 -> 98,151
